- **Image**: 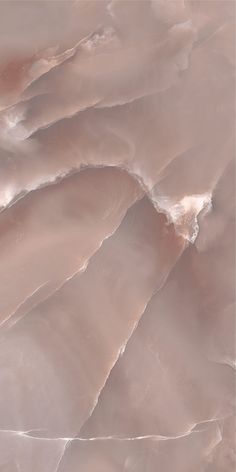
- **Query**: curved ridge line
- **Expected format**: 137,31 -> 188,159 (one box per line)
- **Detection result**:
5,20 -> 195,139
14,84 -> 176,140
0,28 -> 105,114
0,164 -> 141,214
0,155 -> 217,246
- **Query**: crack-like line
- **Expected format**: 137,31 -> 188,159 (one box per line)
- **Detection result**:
0,158 -> 214,248
204,426 -> 223,459
195,22 -> 227,50
0,416 -> 224,443
3,20 -> 194,142
78,243 -> 187,436
0,28 -> 105,115
0,262 -> 89,332
208,357 -> 236,372
0,422 -> 224,472
22,84 -> 172,141
0,164 -> 142,215
0,281 -> 49,330
0,194 -> 141,332
54,439 -> 71,472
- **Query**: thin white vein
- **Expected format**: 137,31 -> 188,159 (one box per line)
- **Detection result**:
1,261 -> 89,332
0,281 -> 49,330
197,23 -> 227,49
0,29 -> 105,114
0,163 -> 140,215
0,159 -> 202,247
0,417 -> 223,443
79,244 -> 187,435
0,198 -> 138,331
209,357 -> 236,372
54,439 -> 71,472
204,426 -> 223,458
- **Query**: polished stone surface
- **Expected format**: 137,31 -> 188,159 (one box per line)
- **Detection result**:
0,1 -> 235,471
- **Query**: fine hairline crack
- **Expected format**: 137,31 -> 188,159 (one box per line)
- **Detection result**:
0,191 -> 142,332
78,244 -> 187,437
0,415 -> 225,442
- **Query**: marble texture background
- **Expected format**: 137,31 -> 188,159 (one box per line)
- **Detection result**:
0,1 -> 235,471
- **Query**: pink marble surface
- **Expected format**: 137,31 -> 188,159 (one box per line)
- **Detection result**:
0,1 -> 235,471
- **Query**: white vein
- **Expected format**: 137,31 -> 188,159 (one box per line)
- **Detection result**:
0,196 -> 138,331
0,281 -> 49,330
0,416 -> 224,443
78,244 -> 187,435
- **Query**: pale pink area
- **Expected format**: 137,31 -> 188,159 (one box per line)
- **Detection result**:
0,1 -> 235,471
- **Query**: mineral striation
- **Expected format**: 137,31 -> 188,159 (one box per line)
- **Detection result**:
0,1 -> 235,471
